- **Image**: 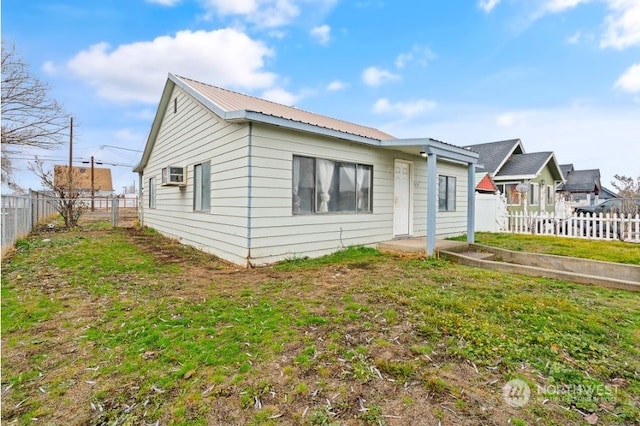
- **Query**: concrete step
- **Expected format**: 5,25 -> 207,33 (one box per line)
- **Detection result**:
458,251 -> 495,260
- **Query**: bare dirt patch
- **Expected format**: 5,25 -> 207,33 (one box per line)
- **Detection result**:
3,224 -> 637,425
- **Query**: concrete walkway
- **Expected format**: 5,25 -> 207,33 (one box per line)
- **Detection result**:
376,238 -> 639,291
377,237 -> 468,254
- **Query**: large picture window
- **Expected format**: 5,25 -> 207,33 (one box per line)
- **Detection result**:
193,161 -> 211,212
438,175 -> 456,212
293,155 -> 373,214
497,183 -> 522,205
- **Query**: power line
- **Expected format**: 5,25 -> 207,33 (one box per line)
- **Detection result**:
99,144 -> 142,152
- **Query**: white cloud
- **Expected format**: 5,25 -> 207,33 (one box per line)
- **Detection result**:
373,98 -> 436,118
200,0 -> 304,28
615,63 -> 640,93
42,60 -> 58,75
600,0 -> 640,49
327,80 -> 346,91
115,128 -> 145,143
395,45 -> 436,69
310,24 -> 331,45
66,29 -> 276,104
566,30 -> 582,44
146,0 -> 181,6
260,87 -> 300,105
362,66 -> 401,87
497,112 -> 528,127
544,0 -> 590,13
478,0 -> 501,13
539,0 -> 640,50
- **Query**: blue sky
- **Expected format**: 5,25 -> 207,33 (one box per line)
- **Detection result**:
3,0 -> 639,193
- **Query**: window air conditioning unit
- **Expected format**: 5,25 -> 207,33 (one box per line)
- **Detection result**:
161,166 -> 186,186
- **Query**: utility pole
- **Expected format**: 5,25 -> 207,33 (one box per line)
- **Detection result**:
68,117 -> 73,199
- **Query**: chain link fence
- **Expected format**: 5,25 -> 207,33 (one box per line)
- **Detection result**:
1,190 -> 58,257
1,192 -> 140,257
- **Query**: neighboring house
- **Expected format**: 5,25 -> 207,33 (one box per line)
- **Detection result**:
474,173 -> 498,193
557,164 -> 602,206
599,187 -> 618,200
134,73 -> 479,266
465,139 -> 564,213
53,165 -> 114,196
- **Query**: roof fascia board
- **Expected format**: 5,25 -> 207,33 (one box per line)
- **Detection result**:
171,73 -> 229,120
493,139 -> 524,176
380,138 -> 479,163
494,174 -> 537,181
133,76 -> 175,172
548,153 -> 565,182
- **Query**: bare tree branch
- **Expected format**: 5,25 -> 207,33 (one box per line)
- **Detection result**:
28,157 -> 85,227
611,174 -> 640,217
1,41 -> 70,189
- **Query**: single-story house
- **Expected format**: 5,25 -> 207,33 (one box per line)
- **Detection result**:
557,164 -> 602,205
465,139 -> 564,213
134,74 -> 479,267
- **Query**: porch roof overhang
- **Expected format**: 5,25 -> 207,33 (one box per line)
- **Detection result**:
377,138 -> 478,257
378,138 -> 479,164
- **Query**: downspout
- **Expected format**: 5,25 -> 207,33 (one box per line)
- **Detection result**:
246,123 -> 253,267
426,152 -> 438,256
467,162 -> 475,244
138,173 -> 144,227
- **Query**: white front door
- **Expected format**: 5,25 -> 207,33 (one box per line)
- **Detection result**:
393,160 -> 411,237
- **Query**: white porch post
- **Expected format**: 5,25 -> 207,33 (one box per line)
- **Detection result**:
467,162 -> 475,244
426,152 -> 438,256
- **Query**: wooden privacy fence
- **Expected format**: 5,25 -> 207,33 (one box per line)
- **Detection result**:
506,211 -> 640,243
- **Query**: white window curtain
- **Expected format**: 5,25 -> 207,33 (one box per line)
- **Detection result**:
340,165 -> 356,192
357,165 -> 370,210
316,159 -> 335,212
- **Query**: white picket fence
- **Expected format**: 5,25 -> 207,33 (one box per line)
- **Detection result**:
506,211 -> 640,243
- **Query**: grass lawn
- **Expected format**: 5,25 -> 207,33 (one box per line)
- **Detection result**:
450,232 -> 640,265
2,223 -> 639,425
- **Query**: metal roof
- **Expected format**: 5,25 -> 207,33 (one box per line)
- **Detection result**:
175,75 -> 395,141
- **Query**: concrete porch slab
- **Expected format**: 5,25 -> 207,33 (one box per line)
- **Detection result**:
377,237 -> 468,254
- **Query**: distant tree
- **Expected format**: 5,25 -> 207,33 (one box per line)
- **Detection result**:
611,175 -> 640,216
28,158 -> 85,228
1,42 -> 69,190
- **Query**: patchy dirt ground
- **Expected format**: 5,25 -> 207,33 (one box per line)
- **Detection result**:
2,224 -> 635,425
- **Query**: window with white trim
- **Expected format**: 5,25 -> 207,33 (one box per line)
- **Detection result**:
497,183 -> 522,205
193,161 -> 211,212
438,175 -> 456,212
292,155 -> 373,214
529,183 -> 539,205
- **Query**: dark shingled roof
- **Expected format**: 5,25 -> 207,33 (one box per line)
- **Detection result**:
559,164 -> 574,179
496,152 -> 555,178
464,139 -> 523,174
560,169 -> 601,193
